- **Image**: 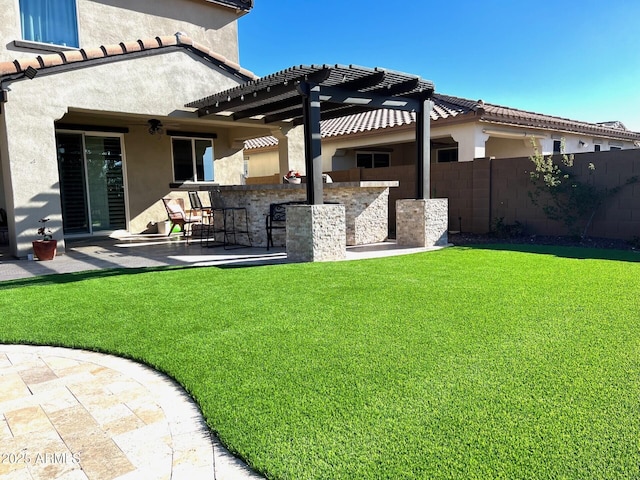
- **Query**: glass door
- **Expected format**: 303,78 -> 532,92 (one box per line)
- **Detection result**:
56,132 -> 126,235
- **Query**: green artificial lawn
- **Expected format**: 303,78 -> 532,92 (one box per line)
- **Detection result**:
1,245 -> 639,479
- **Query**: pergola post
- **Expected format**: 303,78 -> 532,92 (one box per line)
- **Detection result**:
396,98 -> 448,248
416,98 -> 434,199
298,81 -> 323,205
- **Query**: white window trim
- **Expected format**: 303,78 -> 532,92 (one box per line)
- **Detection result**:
171,136 -> 215,183
16,0 -> 81,49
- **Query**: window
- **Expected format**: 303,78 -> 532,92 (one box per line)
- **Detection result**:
356,151 -> 390,169
436,148 -> 458,163
553,140 -> 562,153
594,144 -> 601,152
172,137 -> 214,182
610,146 -> 622,151
20,0 -> 79,48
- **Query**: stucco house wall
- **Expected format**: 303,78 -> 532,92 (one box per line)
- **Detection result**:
0,0 -> 242,62
1,48 -> 245,256
245,118 -> 639,177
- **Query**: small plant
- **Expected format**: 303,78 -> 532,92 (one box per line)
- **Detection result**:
285,170 -> 301,179
628,236 -> 640,250
492,217 -> 526,239
528,138 -> 637,239
37,218 -> 53,241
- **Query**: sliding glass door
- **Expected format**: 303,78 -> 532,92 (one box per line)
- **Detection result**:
56,132 -> 126,235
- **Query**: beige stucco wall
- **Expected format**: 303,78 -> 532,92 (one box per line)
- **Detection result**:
486,137 -> 535,158
244,121 -> 640,181
245,149 -> 280,177
0,0 -> 241,62
1,48 -> 246,256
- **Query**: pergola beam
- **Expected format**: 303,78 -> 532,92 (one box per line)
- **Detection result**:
232,95 -> 300,120
318,86 -> 420,112
197,68 -> 331,117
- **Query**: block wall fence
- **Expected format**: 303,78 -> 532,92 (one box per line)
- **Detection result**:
249,149 -> 640,241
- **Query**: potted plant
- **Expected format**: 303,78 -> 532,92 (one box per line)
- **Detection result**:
285,170 -> 302,184
32,217 -> 57,260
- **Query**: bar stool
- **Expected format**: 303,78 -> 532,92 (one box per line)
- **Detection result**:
187,191 -> 213,245
208,190 -> 251,249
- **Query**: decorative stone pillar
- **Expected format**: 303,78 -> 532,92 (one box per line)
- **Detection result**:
286,204 -> 346,262
396,199 -> 449,247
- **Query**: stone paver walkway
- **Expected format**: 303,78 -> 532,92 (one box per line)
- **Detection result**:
0,345 -> 262,480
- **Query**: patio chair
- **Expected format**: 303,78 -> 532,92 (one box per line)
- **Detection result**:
161,197 -> 201,241
207,190 -> 251,249
188,191 -> 214,244
265,201 -> 306,250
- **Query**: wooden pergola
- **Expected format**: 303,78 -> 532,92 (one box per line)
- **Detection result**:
187,64 -> 434,204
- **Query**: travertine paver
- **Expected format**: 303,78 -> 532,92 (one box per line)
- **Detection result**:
0,345 -> 263,480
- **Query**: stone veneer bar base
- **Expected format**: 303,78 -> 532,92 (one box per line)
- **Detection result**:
286,204 -> 346,262
396,199 -> 449,247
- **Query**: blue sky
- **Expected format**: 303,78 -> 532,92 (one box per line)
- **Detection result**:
238,1 -> 640,132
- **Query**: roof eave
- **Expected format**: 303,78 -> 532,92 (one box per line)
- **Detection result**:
479,114 -> 640,142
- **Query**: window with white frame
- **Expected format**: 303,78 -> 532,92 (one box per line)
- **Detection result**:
172,137 -> 214,182
19,0 -> 79,47
356,151 -> 390,168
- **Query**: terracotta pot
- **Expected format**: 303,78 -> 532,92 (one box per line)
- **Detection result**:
32,240 -> 57,261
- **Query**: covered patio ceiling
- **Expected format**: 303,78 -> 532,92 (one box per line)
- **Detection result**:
186,64 -> 435,203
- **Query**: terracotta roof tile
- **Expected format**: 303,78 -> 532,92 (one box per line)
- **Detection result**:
157,35 -> 178,47
0,62 -> 19,76
82,47 -> 107,60
102,43 -> 125,56
140,37 -> 161,49
60,50 -> 85,63
0,33 -> 256,83
245,136 -> 278,149
15,57 -> 41,71
244,92 -> 640,150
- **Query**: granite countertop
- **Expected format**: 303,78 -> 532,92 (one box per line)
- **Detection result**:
171,181 -> 399,191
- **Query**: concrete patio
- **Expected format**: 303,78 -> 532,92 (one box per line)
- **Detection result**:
0,233 -> 444,282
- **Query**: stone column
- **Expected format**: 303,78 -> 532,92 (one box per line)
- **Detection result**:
396,199 -> 449,247
286,204 -> 346,262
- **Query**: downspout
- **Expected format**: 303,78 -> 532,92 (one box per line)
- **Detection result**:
0,66 -> 39,112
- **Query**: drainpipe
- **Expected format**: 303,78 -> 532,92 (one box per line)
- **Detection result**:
0,66 -> 39,112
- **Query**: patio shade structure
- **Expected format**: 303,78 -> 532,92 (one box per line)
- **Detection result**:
187,64 -> 435,204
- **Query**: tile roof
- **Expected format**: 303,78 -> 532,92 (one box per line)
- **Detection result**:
244,93 -> 640,149
244,135 -> 278,149
0,32 -> 256,81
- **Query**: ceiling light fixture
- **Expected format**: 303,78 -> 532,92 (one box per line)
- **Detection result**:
147,119 -> 164,135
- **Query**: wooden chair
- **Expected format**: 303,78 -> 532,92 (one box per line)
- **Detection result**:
161,198 -> 201,240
